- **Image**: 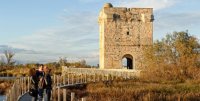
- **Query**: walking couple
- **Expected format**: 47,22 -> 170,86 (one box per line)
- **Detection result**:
29,64 -> 52,101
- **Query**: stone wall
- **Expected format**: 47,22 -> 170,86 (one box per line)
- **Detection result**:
99,3 -> 154,69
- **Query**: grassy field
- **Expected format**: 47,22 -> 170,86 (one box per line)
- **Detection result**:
86,79 -> 200,101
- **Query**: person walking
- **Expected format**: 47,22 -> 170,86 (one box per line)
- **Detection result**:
29,68 -> 38,101
36,64 -> 45,101
44,66 -> 52,101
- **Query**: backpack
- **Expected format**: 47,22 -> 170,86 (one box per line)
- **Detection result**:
38,76 -> 47,89
28,77 -> 37,97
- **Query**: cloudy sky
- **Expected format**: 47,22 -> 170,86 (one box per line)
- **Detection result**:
0,0 -> 199,65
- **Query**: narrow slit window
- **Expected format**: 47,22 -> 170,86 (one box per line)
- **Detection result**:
127,31 -> 129,35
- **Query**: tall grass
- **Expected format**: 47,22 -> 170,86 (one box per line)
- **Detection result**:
86,80 -> 200,101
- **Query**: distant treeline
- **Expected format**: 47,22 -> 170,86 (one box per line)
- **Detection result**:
0,56 -> 94,76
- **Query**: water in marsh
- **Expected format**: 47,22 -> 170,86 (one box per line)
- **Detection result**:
0,77 -> 16,80
0,95 -> 6,101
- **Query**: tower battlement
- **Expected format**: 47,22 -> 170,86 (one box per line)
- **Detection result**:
99,3 -> 154,23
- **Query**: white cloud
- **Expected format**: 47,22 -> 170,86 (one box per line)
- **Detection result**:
7,11 -> 99,65
154,12 -> 200,40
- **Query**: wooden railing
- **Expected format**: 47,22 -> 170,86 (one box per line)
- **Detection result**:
62,66 -> 140,79
6,77 -> 30,101
6,67 -> 140,101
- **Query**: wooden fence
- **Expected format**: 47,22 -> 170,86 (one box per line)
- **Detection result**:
6,77 -> 30,101
62,66 -> 140,79
6,67 -> 140,101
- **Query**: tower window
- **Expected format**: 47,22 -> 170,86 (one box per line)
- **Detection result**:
127,31 -> 129,35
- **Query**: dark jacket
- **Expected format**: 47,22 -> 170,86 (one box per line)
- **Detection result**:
36,70 -> 44,78
45,73 -> 52,89
30,75 -> 39,90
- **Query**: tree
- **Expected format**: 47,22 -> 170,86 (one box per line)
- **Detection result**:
143,31 -> 200,81
0,58 -> 5,67
58,57 -> 67,67
80,59 -> 86,66
4,50 -> 16,66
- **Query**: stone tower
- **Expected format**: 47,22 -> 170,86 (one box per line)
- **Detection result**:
98,3 -> 154,69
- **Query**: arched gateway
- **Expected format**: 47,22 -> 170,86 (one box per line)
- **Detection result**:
98,3 -> 154,70
122,54 -> 134,69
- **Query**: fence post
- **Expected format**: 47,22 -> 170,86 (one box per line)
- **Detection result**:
53,75 -> 56,85
76,74 -> 78,83
111,74 -> 114,81
107,75 -> 109,81
84,74 -> 87,83
57,75 -> 59,86
82,97 -> 86,101
81,74 -> 83,83
63,74 -> 66,85
72,74 -> 74,84
8,90 -> 11,101
63,89 -> 67,101
79,74 -> 81,83
28,77 -> 30,91
24,77 -> 27,92
71,92 -> 75,101
58,87 -> 61,101
52,86 -> 56,101
21,78 -> 24,94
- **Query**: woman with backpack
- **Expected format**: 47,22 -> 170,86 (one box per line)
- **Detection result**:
29,68 -> 38,101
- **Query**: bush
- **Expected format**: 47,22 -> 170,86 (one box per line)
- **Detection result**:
142,31 -> 200,82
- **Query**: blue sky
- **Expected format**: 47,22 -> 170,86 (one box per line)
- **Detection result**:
0,0 -> 199,65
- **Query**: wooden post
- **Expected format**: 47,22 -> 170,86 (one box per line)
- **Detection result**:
57,75 -> 59,86
94,74 -> 96,82
52,86 -> 56,101
76,74 -> 78,83
111,74 -> 114,81
81,74 -> 83,83
79,74 -> 81,83
63,89 -> 67,101
82,97 -> 86,101
53,75 -> 56,85
107,75 -> 109,81
21,78 -> 24,94
84,74 -> 86,83
63,74 -> 66,85
28,77 -> 30,91
58,87 -> 61,101
24,77 -> 27,92
68,73 -> 70,84
8,91 -> 10,101
71,92 -> 75,101
12,84 -> 15,100
24,77 -> 26,93
72,74 -> 74,84
11,86 -> 14,101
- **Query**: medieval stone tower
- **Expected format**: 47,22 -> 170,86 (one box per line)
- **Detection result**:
98,3 -> 154,69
